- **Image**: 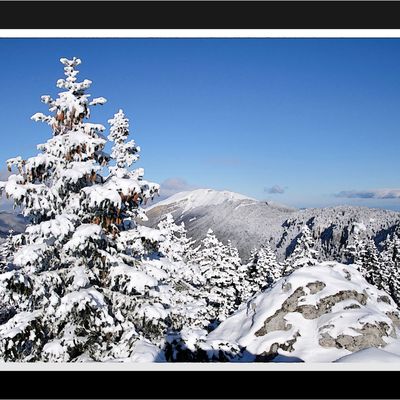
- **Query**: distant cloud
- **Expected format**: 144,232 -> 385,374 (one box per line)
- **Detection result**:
156,178 -> 198,201
335,189 -> 400,199
265,185 -> 286,194
206,157 -> 242,167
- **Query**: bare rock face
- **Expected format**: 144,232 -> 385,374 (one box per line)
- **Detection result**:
206,262 -> 400,362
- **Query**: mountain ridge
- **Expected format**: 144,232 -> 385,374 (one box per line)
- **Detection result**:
144,188 -> 400,261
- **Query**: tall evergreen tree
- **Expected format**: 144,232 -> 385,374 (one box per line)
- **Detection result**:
363,238 -> 383,288
344,226 -> 369,276
191,229 -> 241,323
380,231 -> 400,304
0,57 -> 166,361
156,213 -> 196,263
283,225 -> 319,275
241,244 -> 283,300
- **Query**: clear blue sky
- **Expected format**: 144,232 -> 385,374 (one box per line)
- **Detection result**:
0,38 -> 400,210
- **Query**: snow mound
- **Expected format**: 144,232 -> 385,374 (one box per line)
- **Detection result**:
149,189 -> 256,213
206,262 -> 400,362
129,340 -> 166,362
334,347 -> 400,363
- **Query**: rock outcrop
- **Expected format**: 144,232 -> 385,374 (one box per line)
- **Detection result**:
205,262 -> 400,362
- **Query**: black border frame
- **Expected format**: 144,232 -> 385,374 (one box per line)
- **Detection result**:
1,1 -> 400,398
3,1 -> 400,29
2,370 -> 400,398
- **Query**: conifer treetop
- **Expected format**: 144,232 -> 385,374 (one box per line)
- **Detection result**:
108,109 -> 140,174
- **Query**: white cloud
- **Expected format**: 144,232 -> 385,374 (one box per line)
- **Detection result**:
335,189 -> 400,199
265,184 -> 286,194
155,178 -> 198,202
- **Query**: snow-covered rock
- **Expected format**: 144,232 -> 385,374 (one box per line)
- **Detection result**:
205,262 -> 400,362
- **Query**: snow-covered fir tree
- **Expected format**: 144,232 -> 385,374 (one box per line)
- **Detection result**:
0,57 -> 195,362
283,225 -> 319,275
380,231 -> 400,304
191,229 -> 242,324
156,213 -> 195,262
237,248 -> 259,301
363,239 -> 383,289
344,225 -> 369,276
244,244 -> 282,297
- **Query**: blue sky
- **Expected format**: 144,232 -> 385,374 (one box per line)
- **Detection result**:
0,38 -> 400,210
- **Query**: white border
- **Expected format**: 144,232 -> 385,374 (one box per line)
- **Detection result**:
0,29 -> 400,38
1,362 -> 400,371
1,29 -> 400,371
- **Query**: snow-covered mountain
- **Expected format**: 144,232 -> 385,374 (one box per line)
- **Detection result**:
149,188 -> 258,213
144,189 -> 400,261
204,262 -> 400,362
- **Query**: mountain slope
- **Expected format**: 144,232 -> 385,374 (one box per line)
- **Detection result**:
144,189 -> 400,261
150,188 -> 257,213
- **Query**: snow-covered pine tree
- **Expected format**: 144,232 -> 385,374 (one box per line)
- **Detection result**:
106,109 -> 152,226
163,236 -> 244,362
0,57 -> 164,362
237,247 -> 258,302
283,225 -> 319,275
191,229 -> 241,324
154,213 -> 204,290
344,226 -> 368,276
388,271 -> 400,306
248,245 -> 282,290
156,213 -> 192,262
380,231 -> 400,304
102,110 -> 210,349
363,239 -> 383,289
226,239 -> 245,305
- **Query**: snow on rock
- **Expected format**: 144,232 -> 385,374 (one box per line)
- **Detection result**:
206,262 -> 400,362
129,340 -> 166,362
42,339 -> 69,362
148,188 -> 256,214
334,347 -> 400,363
